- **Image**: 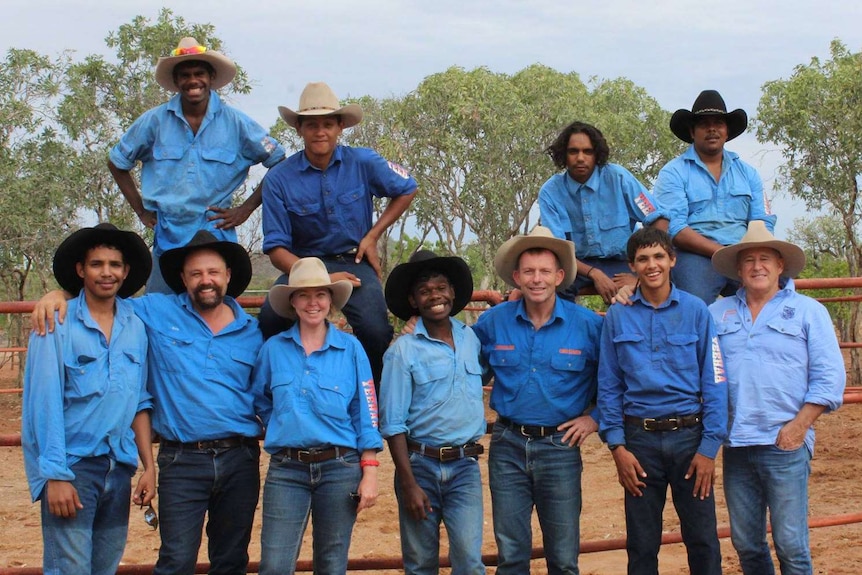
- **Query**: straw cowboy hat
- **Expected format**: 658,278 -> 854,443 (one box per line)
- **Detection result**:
154,37 -> 237,92
278,82 -> 363,129
669,90 -> 748,143
493,226 -> 577,289
712,220 -> 806,280
268,257 -> 353,319
53,223 -> 152,298
159,230 -> 252,297
385,250 -> 474,321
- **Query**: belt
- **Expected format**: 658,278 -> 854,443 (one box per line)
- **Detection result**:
497,416 -> 560,438
276,446 -> 352,463
625,413 -> 703,432
160,436 -> 258,450
407,441 -> 484,461
320,248 -> 358,261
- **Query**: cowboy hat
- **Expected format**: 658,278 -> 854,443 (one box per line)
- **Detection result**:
268,257 -> 353,320
154,37 -> 237,92
158,230 -> 252,297
385,250 -> 474,321
669,90 -> 748,143
493,226 -> 577,289
278,82 -> 363,129
712,220 -> 806,280
53,223 -> 152,298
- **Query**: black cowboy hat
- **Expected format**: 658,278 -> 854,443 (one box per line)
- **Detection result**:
158,230 -> 252,298
53,223 -> 152,298
385,250 -> 474,321
669,90 -> 748,143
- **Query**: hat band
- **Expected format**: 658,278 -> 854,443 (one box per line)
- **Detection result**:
299,106 -> 339,113
171,45 -> 207,56
694,108 -> 727,114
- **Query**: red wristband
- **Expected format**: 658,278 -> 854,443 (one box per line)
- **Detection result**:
359,459 -> 380,468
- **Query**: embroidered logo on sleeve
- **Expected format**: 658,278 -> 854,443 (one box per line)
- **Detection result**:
634,192 -> 657,216
711,336 -> 726,384
261,137 -> 277,154
362,378 -> 379,428
387,161 -> 411,179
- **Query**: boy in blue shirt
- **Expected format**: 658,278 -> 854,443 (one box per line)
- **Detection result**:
380,250 -> 486,575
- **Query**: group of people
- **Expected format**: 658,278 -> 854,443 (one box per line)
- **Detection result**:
20,35 -> 847,575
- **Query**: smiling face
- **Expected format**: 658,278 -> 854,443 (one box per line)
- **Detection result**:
690,116 -> 728,159
297,116 -> 343,168
180,249 -> 231,311
629,243 -> 675,300
513,249 -> 564,307
408,273 -> 455,325
173,61 -> 214,106
565,132 -> 598,184
76,245 -> 129,302
737,247 -> 784,297
290,287 -> 332,328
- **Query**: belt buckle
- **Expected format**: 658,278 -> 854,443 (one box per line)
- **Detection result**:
194,441 -> 207,450
518,425 -> 531,437
297,449 -> 314,463
438,446 -> 458,461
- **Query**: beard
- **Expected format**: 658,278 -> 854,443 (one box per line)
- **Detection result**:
191,283 -> 225,310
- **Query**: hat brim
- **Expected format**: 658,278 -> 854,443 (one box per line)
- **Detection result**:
385,256 -> 474,321
159,240 -> 251,298
669,108 -> 748,143
278,103 -> 363,130
712,240 -> 806,280
53,227 -> 152,298
494,234 -> 576,289
268,281 -> 353,320
154,51 -> 237,92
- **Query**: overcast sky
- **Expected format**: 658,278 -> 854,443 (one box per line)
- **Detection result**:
4,0 -> 862,238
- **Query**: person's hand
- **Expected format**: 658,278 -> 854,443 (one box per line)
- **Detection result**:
558,415 -> 598,447
589,269 -> 618,304
208,205 -> 252,230
611,447 -> 647,496
356,234 -> 382,279
611,284 -> 636,306
356,467 -> 379,513
330,271 -> 362,288
401,316 -> 419,335
132,467 -> 156,506
776,419 -> 808,451
138,209 -> 157,230
30,290 -> 69,335
612,273 -> 638,291
46,480 -> 83,518
507,288 -> 523,301
685,453 -> 715,500
399,480 -> 432,521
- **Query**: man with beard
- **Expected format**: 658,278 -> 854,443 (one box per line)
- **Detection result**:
33,231 -> 263,575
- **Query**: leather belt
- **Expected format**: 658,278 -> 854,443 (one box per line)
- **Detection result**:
320,248 -> 358,261
497,416 -> 560,438
160,436 -> 258,451
276,446 -> 352,463
625,413 -> 703,432
407,441 -> 484,461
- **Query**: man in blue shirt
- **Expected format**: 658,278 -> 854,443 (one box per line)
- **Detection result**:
108,37 -> 285,293
471,226 -> 602,575
22,223 -> 154,575
654,90 -> 776,304
539,121 -> 668,304
709,221 -> 845,575
380,250 -> 486,575
598,227 -> 727,575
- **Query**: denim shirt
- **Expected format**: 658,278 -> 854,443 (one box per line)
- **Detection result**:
598,286 -> 728,458
709,280 -> 845,454
109,92 -> 285,256
22,292 -> 151,501
539,164 -> 667,259
380,318 -> 486,446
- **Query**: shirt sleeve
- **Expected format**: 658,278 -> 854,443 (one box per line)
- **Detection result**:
538,177 -> 570,240
363,149 -> 418,199
379,342 -> 412,439
696,306 -> 729,458
251,344 -> 274,428
597,307 -> 626,446
108,111 -> 157,170
618,168 -> 668,226
261,173 -> 293,254
351,341 -> 383,451
802,302 -> 846,412
236,111 -> 285,168
653,160 -> 690,239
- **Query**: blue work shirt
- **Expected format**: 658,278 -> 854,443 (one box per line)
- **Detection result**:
539,164 -> 668,259
109,92 -> 285,257
253,322 -> 382,454
471,298 -> 602,427
22,292 -> 151,501
598,285 -> 728,458
261,145 -> 417,256
131,292 -> 263,442
380,318 -> 486,446
653,145 -> 776,245
709,279 -> 845,455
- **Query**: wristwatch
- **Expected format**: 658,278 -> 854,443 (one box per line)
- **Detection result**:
608,444 -> 624,452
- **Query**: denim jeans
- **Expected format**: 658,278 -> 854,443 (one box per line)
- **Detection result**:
259,448 -> 361,575
41,456 -> 134,575
560,257 -> 633,302
153,442 -> 261,575
258,257 -> 394,387
623,422 -> 721,575
395,451 -> 484,575
723,444 -> 813,575
671,250 -> 739,305
488,422 -> 583,575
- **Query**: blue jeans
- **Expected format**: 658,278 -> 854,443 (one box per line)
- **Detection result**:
488,422 -> 583,575
623,422 -> 721,575
723,445 -> 813,575
671,250 -> 739,305
258,257 -> 393,387
259,448 -> 361,575
560,257 -> 633,302
153,442 -> 261,575
395,451 -> 485,575
41,456 -> 134,575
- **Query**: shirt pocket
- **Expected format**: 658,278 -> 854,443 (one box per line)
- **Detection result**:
311,378 -> 352,423
549,352 -> 587,399
464,359 -> 485,401
200,147 -> 237,165
667,333 -> 699,370
597,199 -> 629,231
150,327 -> 195,374
286,200 -> 325,242
116,349 -> 144,391
488,348 -> 520,370
686,180 -> 714,216
336,187 -> 367,232
612,333 -> 645,374
725,185 -> 753,221
762,320 -> 805,365
413,360 -> 454,407
220,348 -> 256,388
269,370 -> 296,416
153,144 -> 185,162
64,355 -> 105,398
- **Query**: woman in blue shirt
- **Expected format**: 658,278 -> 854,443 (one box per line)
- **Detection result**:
253,257 -> 383,575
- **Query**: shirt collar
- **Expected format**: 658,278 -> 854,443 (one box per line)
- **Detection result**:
283,321 -> 347,351
167,91 -> 220,122
565,164 -> 602,192
298,144 -> 343,172
735,277 -> 796,302
514,296 -> 564,326
631,283 -> 680,310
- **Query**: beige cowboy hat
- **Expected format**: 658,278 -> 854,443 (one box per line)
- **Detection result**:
155,37 -> 237,92
278,82 -> 363,129
712,220 -> 806,280
268,257 -> 353,319
493,225 -> 577,289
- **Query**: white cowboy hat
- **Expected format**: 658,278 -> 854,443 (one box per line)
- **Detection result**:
268,257 -> 353,319
493,225 -> 577,289
712,220 -> 806,279
278,82 -> 363,129
154,37 -> 237,92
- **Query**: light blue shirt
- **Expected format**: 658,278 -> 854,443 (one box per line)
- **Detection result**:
380,318 -> 486,446
131,293 -> 263,442
472,297 -> 602,426
109,92 -> 285,256
539,164 -> 667,259
654,145 -> 776,245
22,292 -> 151,501
253,323 -> 383,454
709,279 -> 845,454
598,285 -> 728,458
